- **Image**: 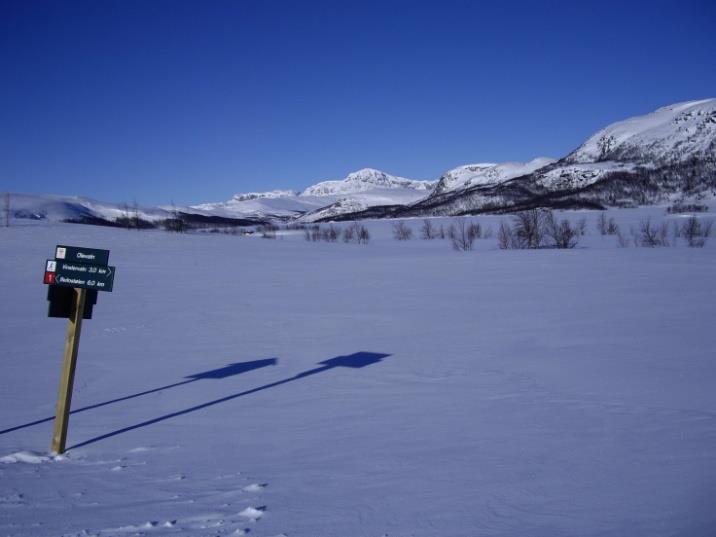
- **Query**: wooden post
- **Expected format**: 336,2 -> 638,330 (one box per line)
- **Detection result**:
51,288 -> 87,454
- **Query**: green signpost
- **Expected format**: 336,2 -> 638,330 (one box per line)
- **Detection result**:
43,245 -> 116,454
44,259 -> 115,292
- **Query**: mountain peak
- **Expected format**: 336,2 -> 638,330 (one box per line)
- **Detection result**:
432,157 -> 555,195
566,98 -> 716,164
301,168 -> 435,197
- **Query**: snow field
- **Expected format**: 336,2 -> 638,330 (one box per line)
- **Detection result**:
1,208 -> 716,536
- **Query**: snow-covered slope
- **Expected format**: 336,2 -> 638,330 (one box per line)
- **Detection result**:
192,168 -> 435,221
231,190 -> 297,202
526,98 -> 716,193
302,168 -> 435,196
566,98 -> 716,164
5,193 -> 170,224
432,158 -> 555,195
190,193 -> 325,220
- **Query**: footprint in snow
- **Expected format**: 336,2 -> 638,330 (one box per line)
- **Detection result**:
242,483 -> 268,493
239,506 -> 266,522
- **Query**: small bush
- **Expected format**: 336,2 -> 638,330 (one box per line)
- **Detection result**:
420,219 -> 437,240
512,209 -> 548,249
393,222 -> 413,240
259,224 -> 278,239
497,221 -> 514,249
450,219 -> 476,251
321,225 -> 339,242
597,212 -> 608,235
343,222 -> 370,244
545,213 -> 580,249
635,218 -> 674,247
667,203 -> 708,214
163,217 -> 186,233
680,216 -> 713,247
304,224 -> 321,242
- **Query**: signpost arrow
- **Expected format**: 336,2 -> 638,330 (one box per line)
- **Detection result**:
44,259 -> 116,292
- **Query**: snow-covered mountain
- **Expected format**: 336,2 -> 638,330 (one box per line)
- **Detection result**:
9,99 -> 715,225
525,98 -> 716,193
191,168 -> 435,221
4,193 -> 171,224
302,168 -> 434,196
566,98 -> 716,164
231,190 -> 297,202
432,158 -> 555,195
387,98 -> 716,219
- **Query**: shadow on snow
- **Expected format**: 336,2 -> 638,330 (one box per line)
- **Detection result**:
68,352 -> 390,450
0,358 -> 279,436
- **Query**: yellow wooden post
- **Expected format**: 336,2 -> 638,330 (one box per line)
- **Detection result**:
51,287 -> 87,454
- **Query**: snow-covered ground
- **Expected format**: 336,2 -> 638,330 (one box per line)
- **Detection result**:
2,207 -> 716,537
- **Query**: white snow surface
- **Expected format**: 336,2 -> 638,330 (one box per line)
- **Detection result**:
301,168 -> 435,196
5,193 -> 171,224
432,157 -> 555,194
2,208 -> 716,536
534,161 -> 638,190
190,168 -> 435,220
567,98 -> 716,163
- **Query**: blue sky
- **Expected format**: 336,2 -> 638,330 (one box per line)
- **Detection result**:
1,0 -> 714,205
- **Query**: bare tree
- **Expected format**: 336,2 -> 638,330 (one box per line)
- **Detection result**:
164,201 -> 186,233
498,221 -> 513,249
451,219 -> 475,251
342,222 -> 370,244
597,134 -> 616,160
393,221 -> 413,240
132,199 -> 141,230
356,224 -> 370,244
597,212 -> 608,235
420,219 -> 436,240
259,223 -> 278,239
638,218 -> 662,247
545,213 -> 579,248
321,225 -> 339,242
681,216 -> 713,247
512,209 -> 548,249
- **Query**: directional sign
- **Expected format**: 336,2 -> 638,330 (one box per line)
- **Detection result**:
44,259 -> 115,292
55,245 -> 110,267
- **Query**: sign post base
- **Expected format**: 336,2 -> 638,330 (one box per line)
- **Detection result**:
51,288 -> 87,455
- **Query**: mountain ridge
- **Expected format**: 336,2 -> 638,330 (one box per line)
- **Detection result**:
7,98 -> 715,225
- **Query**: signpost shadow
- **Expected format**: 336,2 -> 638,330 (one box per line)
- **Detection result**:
0,358 -> 278,436
69,352 -> 391,450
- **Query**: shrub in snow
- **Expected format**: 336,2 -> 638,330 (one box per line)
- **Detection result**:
259,224 -> 278,239
634,218 -> 672,247
450,220 -> 475,251
342,222 -> 370,244
320,225 -> 339,242
545,213 -> 580,249
680,216 -> 713,247
512,209 -> 548,249
392,222 -> 413,240
420,219 -> 437,240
